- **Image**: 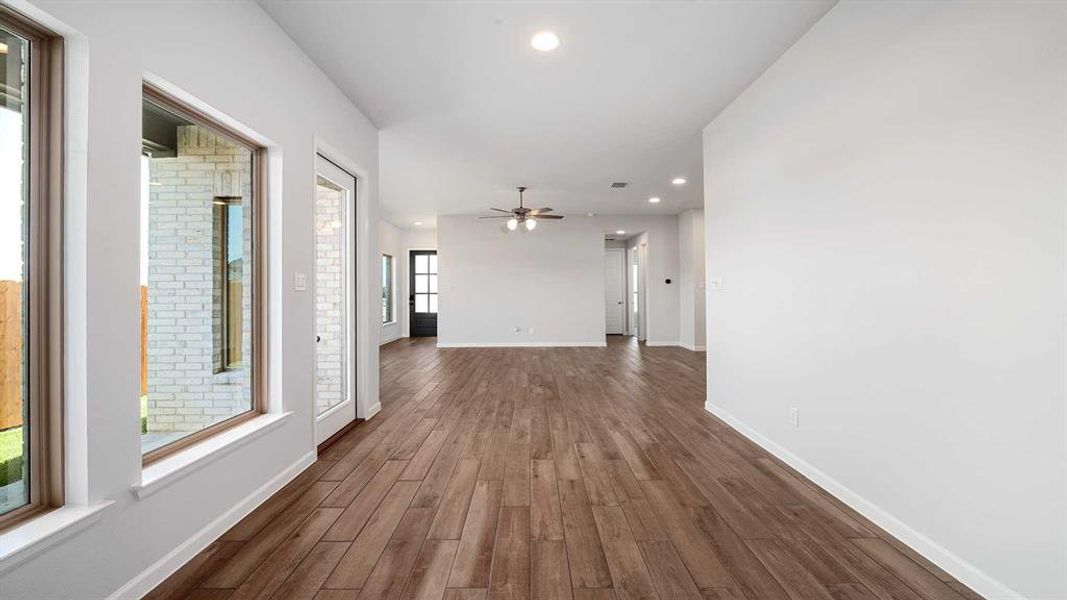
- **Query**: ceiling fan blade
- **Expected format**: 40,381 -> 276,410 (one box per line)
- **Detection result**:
489,207 -> 512,213
534,214 -> 564,220
479,215 -> 512,219
529,207 -> 553,214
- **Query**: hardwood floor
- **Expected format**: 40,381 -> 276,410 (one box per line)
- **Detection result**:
146,336 -> 984,600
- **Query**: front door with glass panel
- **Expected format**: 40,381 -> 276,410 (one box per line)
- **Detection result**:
409,250 -> 437,337
314,155 -> 357,445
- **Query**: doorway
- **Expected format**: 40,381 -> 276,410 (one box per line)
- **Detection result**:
314,154 -> 357,444
605,247 -> 626,335
409,249 -> 438,337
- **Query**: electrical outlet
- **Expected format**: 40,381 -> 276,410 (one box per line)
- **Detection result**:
790,407 -> 800,429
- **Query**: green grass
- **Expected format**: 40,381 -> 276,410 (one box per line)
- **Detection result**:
0,427 -> 24,488
0,397 -> 148,487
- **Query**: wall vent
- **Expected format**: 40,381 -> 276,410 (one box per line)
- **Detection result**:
610,182 -> 628,189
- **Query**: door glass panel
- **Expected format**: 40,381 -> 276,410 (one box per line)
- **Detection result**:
415,294 -> 428,313
429,275 -> 438,294
428,254 -> 437,273
429,295 -> 438,313
415,274 -> 428,294
415,254 -> 429,274
315,176 -> 347,416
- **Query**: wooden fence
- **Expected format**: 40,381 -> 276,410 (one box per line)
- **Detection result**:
2,284 -> 149,430
1,281 -> 23,430
141,285 -> 148,396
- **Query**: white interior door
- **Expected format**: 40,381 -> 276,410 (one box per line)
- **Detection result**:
605,248 -> 626,334
315,155 -> 358,445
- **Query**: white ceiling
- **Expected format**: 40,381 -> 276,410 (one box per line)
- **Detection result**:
260,1 -> 833,229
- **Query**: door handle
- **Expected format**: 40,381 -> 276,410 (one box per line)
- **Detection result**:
316,335 -> 321,343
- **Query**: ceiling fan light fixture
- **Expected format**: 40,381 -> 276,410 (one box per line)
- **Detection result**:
506,218 -> 519,231
672,177 -> 687,185
616,230 -> 626,235
648,197 -> 661,204
525,219 -> 537,231
531,31 -> 560,52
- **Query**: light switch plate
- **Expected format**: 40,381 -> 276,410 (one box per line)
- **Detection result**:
294,272 -> 308,291
708,277 -> 723,291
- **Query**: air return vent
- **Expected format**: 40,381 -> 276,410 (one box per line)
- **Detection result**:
610,182 -> 629,189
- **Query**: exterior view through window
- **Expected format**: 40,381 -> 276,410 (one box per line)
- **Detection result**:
0,21 -> 30,518
140,90 -> 258,459
382,254 -> 393,324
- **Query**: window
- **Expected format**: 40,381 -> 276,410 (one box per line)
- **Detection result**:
381,254 -> 394,324
0,6 -> 63,526
140,84 -> 265,462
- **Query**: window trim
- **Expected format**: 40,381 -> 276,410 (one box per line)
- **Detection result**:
140,83 -> 269,466
0,5 -> 64,532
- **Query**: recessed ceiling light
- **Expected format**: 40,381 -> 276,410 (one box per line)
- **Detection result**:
648,197 -> 661,204
672,177 -> 687,185
413,221 -> 423,226
616,230 -> 626,235
531,31 -> 560,52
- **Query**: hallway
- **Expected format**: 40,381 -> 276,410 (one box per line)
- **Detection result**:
145,337 -> 981,599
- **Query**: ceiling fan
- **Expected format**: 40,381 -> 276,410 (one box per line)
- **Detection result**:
480,186 -> 564,231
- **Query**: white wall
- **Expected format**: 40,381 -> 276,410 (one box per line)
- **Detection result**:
379,220 -> 401,345
437,214 -> 678,347
0,1 -> 380,597
379,221 -> 439,344
702,2 -> 1066,598
677,208 -> 705,350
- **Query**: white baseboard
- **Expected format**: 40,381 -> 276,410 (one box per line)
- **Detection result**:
436,341 -> 607,348
364,402 -> 382,419
703,401 -> 1023,600
646,341 -> 707,351
107,451 -> 317,600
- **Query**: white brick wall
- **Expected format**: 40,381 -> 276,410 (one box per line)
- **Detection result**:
315,183 -> 346,414
146,126 -> 254,432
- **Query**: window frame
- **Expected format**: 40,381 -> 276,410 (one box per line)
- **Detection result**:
0,5 -> 64,531
140,83 -> 269,466
381,253 -> 394,325
215,197 -> 244,372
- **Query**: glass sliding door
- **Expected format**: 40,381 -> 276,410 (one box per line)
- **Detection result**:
314,154 -> 357,445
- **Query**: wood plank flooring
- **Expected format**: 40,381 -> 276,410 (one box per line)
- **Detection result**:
146,336 -> 985,600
